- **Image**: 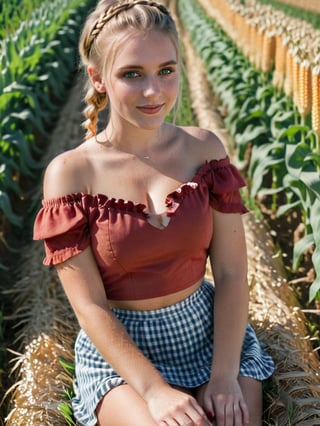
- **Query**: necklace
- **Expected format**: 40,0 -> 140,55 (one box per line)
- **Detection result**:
96,128 -> 159,161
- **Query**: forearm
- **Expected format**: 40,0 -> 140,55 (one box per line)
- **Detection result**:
211,277 -> 249,378
77,303 -> 168,399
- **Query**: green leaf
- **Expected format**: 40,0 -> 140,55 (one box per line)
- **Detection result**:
58,356 -> 75,376
235,124 -> 269,146
0,191 -> 22,227
276,199 -> 301,217
308,198 -> 320,301
279,125 -> 309,142
285,142 -> 310,179
309,276 -> 320,303
58,402 -> 76,426
292,233 -> 314,271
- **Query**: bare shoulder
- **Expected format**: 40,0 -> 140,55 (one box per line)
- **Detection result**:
178,125 -> 227,162
43,144 -> 90,199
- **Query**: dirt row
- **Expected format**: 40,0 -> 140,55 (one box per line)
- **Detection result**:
276,0 -> 320,14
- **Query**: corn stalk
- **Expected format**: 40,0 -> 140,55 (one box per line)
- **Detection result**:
2,76 -> 85,424
173,3 -> 320,422
180,0 -> 320,302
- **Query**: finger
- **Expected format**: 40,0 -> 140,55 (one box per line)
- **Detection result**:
177,416 -> 193,426
233,402 -> 243,426
240,399 -> 250,425
189,401 -> 212,425
201,397 -> 215,423
213,404 -> 226,426
224,401 -> 236,426
159,419 -> 178,426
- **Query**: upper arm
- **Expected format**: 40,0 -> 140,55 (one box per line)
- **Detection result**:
56,246 -> 108,322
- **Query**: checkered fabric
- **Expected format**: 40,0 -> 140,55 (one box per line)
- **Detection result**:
72,281 -> 274,425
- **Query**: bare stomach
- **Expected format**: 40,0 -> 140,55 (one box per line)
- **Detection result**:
108,278 -> 204,311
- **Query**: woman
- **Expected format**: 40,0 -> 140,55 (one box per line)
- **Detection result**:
34,1 -> 274,425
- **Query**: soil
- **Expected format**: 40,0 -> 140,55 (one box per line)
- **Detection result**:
276,0 -> 320,14
259,194 -> 320,351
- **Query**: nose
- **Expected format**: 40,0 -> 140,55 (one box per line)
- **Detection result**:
142,75 -> 160,98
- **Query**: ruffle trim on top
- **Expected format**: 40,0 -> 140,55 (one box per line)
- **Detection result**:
165,182 -> 198,216
85,193 -> 147,215
193,157 -> 245,193
40,192 -> 147,214
36,156 -> 246,223
193,157 -> 249,214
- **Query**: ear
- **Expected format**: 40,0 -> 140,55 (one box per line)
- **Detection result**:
87,65 -> 106,93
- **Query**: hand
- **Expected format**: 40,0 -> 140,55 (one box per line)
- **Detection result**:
146,384 -> 212,426
197,376 -> 249,426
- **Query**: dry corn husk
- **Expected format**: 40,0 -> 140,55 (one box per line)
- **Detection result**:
4,79 -> 84,425
174,2 -> 320,423
4,241 -> 77,426
5,333 -> 74,426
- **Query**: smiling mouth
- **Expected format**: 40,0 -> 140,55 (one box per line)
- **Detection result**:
137,104 -> 164,114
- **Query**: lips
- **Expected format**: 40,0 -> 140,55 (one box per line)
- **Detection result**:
137,104 -> 164,114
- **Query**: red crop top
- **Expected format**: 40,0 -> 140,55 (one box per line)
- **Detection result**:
33,156 -> 248,300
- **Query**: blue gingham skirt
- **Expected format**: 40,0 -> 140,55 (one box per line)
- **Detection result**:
72,281 -> 274,425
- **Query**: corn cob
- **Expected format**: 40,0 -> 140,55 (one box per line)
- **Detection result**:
261,30 -> 275,73
298,59 -> 312,117
284,47 -> 294,97
311,65 -> 320,135
243,17 -> 251,58
292,49 -> 301,110
249,20 -> 258,65
273,34 -> 287,90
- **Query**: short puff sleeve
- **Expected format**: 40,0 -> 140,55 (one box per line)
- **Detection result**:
33,194 -> 90,266
199,157 -> 248,214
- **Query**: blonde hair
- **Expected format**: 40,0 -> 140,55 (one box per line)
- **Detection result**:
79,0 -> 179,139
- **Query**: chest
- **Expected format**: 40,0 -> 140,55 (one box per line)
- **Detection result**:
90,154 -> 196,215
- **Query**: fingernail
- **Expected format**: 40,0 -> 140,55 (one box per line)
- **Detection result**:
206,411 -> 214,421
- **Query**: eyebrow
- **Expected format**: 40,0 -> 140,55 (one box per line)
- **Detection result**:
118,60 -> 178,70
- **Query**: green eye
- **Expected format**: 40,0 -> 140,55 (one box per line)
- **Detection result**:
160,68 -> 173,75
124,71 -> 139,78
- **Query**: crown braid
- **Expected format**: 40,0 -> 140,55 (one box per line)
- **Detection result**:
87,0 -> 170,54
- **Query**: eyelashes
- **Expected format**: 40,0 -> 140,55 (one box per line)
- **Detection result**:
121,67 -> 176,79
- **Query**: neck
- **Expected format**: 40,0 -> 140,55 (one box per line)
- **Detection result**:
104,124 -> 164,158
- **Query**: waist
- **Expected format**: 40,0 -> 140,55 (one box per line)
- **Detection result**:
108,278 -> 204,310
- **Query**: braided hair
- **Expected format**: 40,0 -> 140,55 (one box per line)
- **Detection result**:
79,0 -> 178,139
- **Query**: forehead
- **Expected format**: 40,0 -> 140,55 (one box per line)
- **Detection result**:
111,30 -> 178,68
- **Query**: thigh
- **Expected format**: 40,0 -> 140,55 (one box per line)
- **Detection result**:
96,384 -> 157,426
238,376 -> 262,426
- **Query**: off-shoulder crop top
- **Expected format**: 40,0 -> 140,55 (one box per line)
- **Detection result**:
33,156 -> 248,300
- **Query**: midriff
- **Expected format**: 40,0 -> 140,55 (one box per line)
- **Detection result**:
108,278 -> 204,310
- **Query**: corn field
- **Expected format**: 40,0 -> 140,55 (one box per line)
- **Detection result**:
0,0 -> 320,425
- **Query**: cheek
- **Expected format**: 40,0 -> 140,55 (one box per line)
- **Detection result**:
107,84 -> 134,107
114,82 -> 139,100
166,77 -> 180,99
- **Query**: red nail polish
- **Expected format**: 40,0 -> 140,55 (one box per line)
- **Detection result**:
206,411 -> 214,421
